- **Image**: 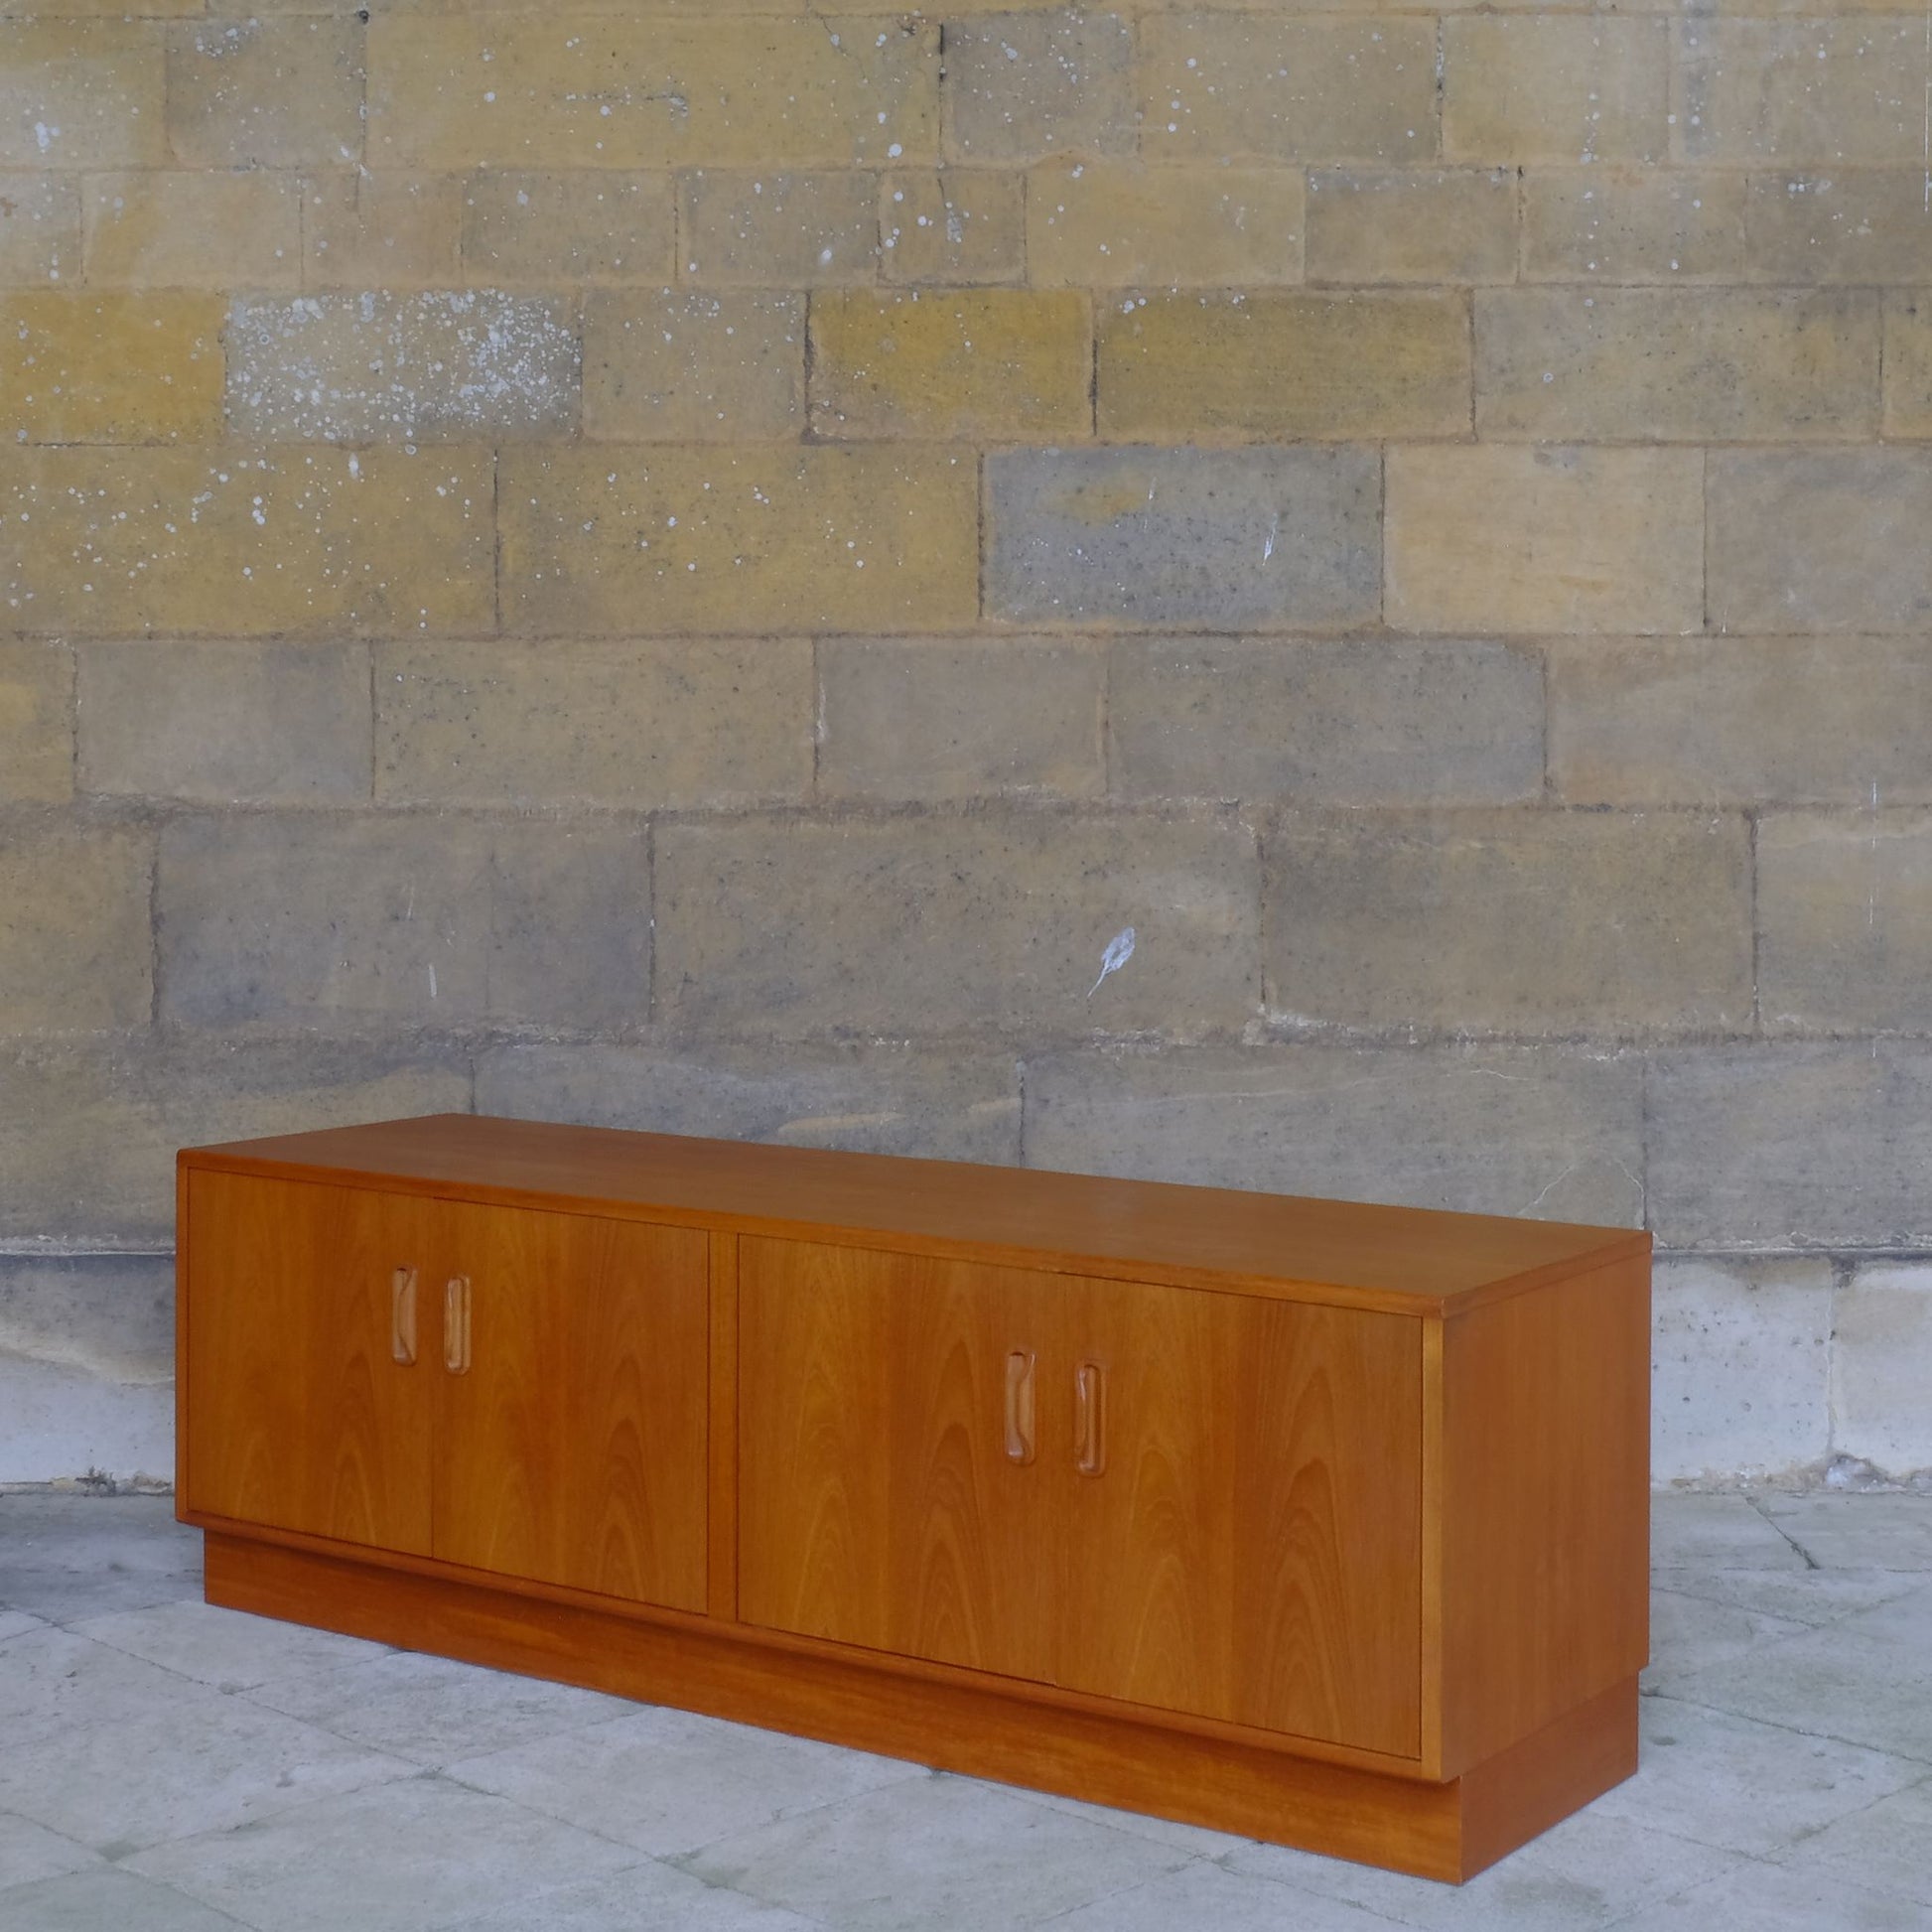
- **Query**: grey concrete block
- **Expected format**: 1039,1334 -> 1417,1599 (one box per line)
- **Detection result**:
1833,1264 -> 1932,1477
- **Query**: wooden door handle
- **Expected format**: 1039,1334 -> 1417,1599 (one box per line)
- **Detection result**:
444,1276 -> 472,1374
1074,1362 -> 1105,1476
1004,1350 -> 1035,1465
391,1268 -> 418,1366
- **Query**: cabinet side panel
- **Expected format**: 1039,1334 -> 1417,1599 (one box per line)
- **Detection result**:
1439,1252 -> 1651,1776
709,1232 -> 740,1621
176,1158 -> 192,1516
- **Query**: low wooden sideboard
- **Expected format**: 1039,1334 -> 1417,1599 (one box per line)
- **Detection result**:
176,1113 -> 1650,1883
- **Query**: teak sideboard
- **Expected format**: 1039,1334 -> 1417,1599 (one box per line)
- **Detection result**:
176,1113 -> 1651,1883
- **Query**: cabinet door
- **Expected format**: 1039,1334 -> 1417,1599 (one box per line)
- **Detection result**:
1055,1280 -> 1423,1758
184,1171 -> 433,1554
738,1239 -> 1060,1684
431,1205 -> 709,1612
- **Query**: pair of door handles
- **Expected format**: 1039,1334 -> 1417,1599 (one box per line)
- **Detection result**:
1005,1350 -> 1105,1476
390,1268 -> 470,1374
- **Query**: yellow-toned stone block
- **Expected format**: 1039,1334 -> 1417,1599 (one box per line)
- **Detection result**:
0,640 -> 70,803
1,293 -> 222,443
166,18 -> 365,170
681,171 -> 879,285
0,825 -> 152,1032
369,17 -> 936,169
0,447 -> 494,637
584,291 -> 803,442
497,445 -> 978,634
810,289 -> 1090,441
304,173 -> 462,288
1029,161 -> 1303,288
461,172 -> 674,284
1885,293 -> 1932,437
1445,19 -> 1668,165
1386,446 -> 1704,634
1098,292 -> 1469,442
1746,173 -> 1932,284
881,171 -> 1024,285
1523,169 -> 1745,283
1306,170 -> 1513,285
84,173 -> 300,289
0,23 -> 167,170
0,175 -> 78,287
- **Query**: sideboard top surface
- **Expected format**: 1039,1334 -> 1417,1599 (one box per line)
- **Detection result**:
181,1113 -> 1646,1315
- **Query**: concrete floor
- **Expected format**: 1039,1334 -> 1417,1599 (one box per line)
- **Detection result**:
0,1496 -> 1928,1930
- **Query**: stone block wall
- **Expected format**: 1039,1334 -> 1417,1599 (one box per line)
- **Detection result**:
2,4 -> 1928,1487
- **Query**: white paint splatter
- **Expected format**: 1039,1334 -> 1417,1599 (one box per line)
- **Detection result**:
1088,926 -> 1136,998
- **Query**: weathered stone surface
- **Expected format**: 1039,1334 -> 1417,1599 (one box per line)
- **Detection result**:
1522,168 -> 1745,282
0,1036 -> 470,1243
459,172 -> 674,285
166,18 -> 364,169
375,638 -> 812,809
1708,451 -> 1932,633
985,445 -> 1380,629
583,292 -> 802,443
499,445 -> 977,635
368,17 -> 936,168
1882,293 -> 1932,437
1109,637 -> 1542,807
1,293 -> 223,443
303,172 -> 463,288
881,169 -> 1025,285
0,640 -> 71,803
1747,173 -> 1932,284
1306,169 -> 1513,285
1023,1042 -> 1646,1228
158,815 -> 649,1033
1476,288 -> 1878,441
1140,16 -> 1437,166
816,637 -> 1104,801
0,448 -> 494,638
1758,810 -> 1932,1034
77,642 -> 371,805
0,824 -> 151,1033
477,1042 -> 1022,1165
0,173 -> 77,286
680,170 -> 880,285
1675,21 -> 1930,167
810,288 -> 1090,440
1385,446 -> 1704,635
1030,161 -> 1303,287
1834,1264 -> 1932,1476
1549,637 -> 1932,807
1098,291 -> 1469,441
1649,1043 -> 1932,1250
943,11 -> 1134,164
655,810 -> 1259,1039
1263,808 -> 1752,1035
0,1256 -> 177,1487
1652,1259 -> 1833,1483
225,292 -> 580,443
83,173 -> 299,290
1445,19 -> 1668,164
0,24 -> 167,170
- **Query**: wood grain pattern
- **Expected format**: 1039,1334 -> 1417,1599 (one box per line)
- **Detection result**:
432,1203 -> 709,1612
183,1171 -> 433,1554
182,1113 -> 1648,1315
708,1232 -> 739,1622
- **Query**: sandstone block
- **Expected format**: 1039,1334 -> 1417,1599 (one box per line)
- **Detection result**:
1833,1265 -> 1932,1476
1746,172 -> 1932,284
1708,451 -> 1932,633
1522,168 -> 1745,282
583,292 -> 803,442
0,640 -> 71,803
816,637 -> 1104,801
810,288 -> 1090,440
655,810 -> 1259,1038
158,814 -> 649,1033
1882,292 -> 1932,436
1,293 -> 222,444
1385,445 -> 1703,635
0,448 -> 494,638
368,17 -> 936,169
78,641 -> 371,805
498,445 -> 977,635
1264,807 -> 1753,1035
1023,1042 -> 1646,1228
1306,170 -> 1513,285
0,174 -> 79,287
943,11 -> 1134,164
375,637 -> 813,809
881,170 -> 1025,285
0,24 -> 167,170
303,173 -> 463,288
1109,637 -> 1542,807
0,824 -> 152,1032
985,445 -> 1380,629
1445,19 -> 1668,164
84,173 -> 299,289
1476,287 -> 1879,441
680,170 -> 880,285
1549,636 -> 1932,807
1140,16 -> 1437,166
1097,291 -> 1469,441
459,172 -> 674,285
167,18 -> 364,169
